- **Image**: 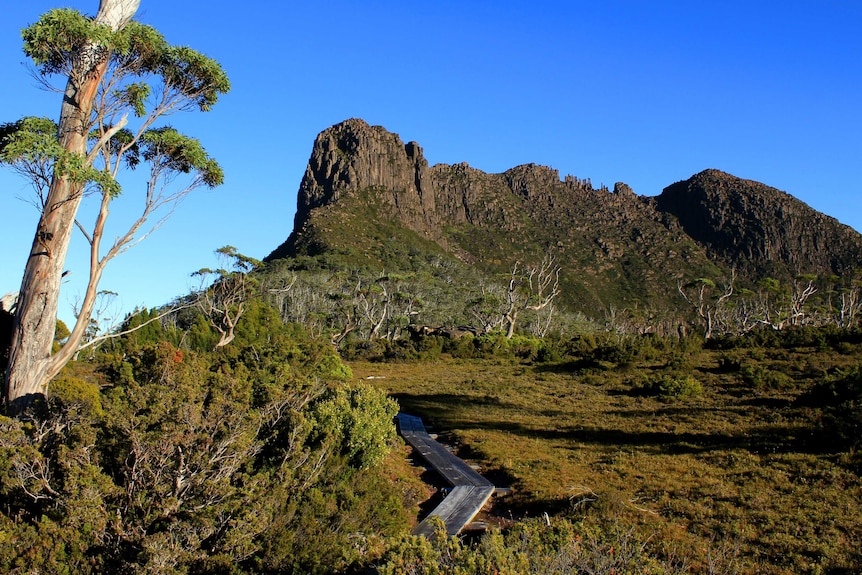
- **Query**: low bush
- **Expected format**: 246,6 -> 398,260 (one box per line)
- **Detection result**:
740,363 -> 794,390
799,364 -> 862,454
641,374 -> 703,400
374,516 -> 725,575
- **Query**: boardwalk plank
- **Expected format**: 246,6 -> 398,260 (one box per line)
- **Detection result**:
396,413 -> 496,537
412,485 -> 495,537
398,416 -> 493,488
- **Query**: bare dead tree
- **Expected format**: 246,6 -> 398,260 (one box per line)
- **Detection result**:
529,301 -> 557,338
678,268 -> 736,339
355,278 -> 390,340
330,307 -> 357,346
837,285 -> 861,328
787,276 -> 818,327
263,272 -> 297,320
503,256 -> 562,338
385,283 -> 423,341
726,290 -> 766,335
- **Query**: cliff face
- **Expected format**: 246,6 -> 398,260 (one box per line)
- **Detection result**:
267,119 -> 862,312
654,169 -> 862,278
295,119 -> 433,223
289,119 -> 542,243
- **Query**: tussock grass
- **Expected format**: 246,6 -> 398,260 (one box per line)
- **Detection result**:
350,339 -> 862,574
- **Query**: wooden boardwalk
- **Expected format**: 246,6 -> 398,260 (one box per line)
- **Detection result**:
397,413 -> 496,538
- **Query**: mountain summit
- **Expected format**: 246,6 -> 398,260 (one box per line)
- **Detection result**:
654,168 -> 862,278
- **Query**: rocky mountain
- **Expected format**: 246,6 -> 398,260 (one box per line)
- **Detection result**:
266,119 -> 862,315
653,169 -> 862,279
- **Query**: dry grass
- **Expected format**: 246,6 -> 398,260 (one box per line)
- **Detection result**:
350,343 -> 862,574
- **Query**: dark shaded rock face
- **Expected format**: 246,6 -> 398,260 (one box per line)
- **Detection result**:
287,120 -> 574,243
654,169 -> 862,278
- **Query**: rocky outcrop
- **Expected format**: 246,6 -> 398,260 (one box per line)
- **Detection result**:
292,118 -> 432,227
654,169 -> 862,278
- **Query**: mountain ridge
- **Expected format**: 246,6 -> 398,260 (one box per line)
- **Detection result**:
267,119 -> 862,315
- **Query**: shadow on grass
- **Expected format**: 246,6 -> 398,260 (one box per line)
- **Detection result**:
394,392 -> 838,457
391,392 -> 522,428
535,358 -> 610,374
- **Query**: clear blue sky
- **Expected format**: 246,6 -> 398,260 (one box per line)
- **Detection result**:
1,1 -> 861,327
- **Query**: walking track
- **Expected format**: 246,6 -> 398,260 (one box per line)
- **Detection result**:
396,413 -> 496,538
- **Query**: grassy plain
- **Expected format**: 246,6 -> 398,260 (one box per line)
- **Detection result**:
350,335 -> 862,574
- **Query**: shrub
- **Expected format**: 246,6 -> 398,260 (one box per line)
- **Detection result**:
475,333 -> 513,357
641,374 -> 703,400
798,364 -> 862,454
417,334 -> 444,360
0,303 -> 407,575
446,334 -> 477,359
312,384 -> 399,469
740,364 -> 793,390
716,353 -> 743,373
780,325 -> 829,350
49,375 -> 104,417
374,516 -> 701,575
535,337 -> 563,363
508,334 -> 543,360
563,333 -> 598,357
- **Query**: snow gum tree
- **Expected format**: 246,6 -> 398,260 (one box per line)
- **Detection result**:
0,1 -> 229,411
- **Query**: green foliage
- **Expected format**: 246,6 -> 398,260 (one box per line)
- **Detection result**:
349,331 -> 558,363
111,20 -> 171,74
642,373 -> 704,400
116,306 -> 180,350
739,363 -> 793,390
415,334 -> 444,359
375,516 -> 695,575
444,334 -> 477,359
21,9 -> 113,74
0,116 -> 122,196
161,45 -> 232,110
0,409 -> 117,574
312,384 -> 399,469
799,364 -> 862,455
54,319 -> 70,342
138,126 -> 224,186
262,245 -> 589,344
115,81 -> 151,117
49,374 -> 104,417
216,245 -> 261,271
52,319 -> 71,353
354,324 -> 862,573
22,10 -> 229,109
259,463 -> 409,574
0,294 -> 403,574
0,116 -> 58,163
8,8 -> 230,202
315,352 -> 354,380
